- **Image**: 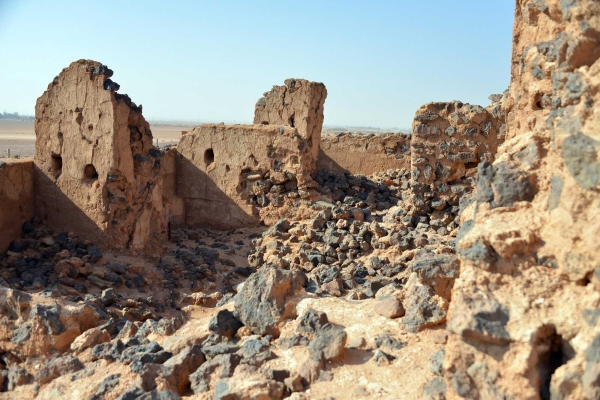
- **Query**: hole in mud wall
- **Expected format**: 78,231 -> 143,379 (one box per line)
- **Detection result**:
84,164 -> 98,181
225,165 -> 231,173
536,324 -> 575,400
288,114 -> 295,128
204,148 -> 215,167
51,154 -> 62,178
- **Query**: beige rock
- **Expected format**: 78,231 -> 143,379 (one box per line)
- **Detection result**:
70,327 -> 110,353
373,296 -> 405,319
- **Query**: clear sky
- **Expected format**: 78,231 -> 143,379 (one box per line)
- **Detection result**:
0,0 -> 514,128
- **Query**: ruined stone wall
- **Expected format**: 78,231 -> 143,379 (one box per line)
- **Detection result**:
408,101 -> 504,219
438,1 -> 600,399
254,79 -> 327,160
176,124 -> 316,230
34,60 -> 169,255
316,133 -> 411,175
0,159 -> 34,253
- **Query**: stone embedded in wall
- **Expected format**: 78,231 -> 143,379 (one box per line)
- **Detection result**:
443,1 -> 600,398
0,159 -> 34,253
34,60 -> 169,255
176,123 -> 317,230
254,79 -> 327,160
317,132 -> 411,175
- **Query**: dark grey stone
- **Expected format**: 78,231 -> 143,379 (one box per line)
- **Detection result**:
297,308 -> 328,334
208,310 -> 243,338
562,132 -> 600,190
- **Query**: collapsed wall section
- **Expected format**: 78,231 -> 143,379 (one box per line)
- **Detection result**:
0,159 -> 34,253
176,124 -> 316,230
34,60 -> 169,255
254,79 -> 327,160
317,132 -> 411,175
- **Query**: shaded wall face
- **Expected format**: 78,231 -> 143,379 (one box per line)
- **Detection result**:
0,160 -> 34,253
317,133 -> 411,176
176,124 -> 315,230
410,101 -> 502,202
34,59 -> 168,254
254,79 -> 327,160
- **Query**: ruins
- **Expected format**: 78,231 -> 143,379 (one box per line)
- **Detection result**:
0,0 -> 598,398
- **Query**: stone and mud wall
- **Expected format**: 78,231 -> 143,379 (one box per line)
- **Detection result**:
0,159 -> 34,253
317,133 -> 411,175
176,124 -> 317,230
34,60 -> 170,255
438,1 -> 600,399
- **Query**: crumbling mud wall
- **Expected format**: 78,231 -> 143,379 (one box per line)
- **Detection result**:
176,124 -> 316,230
0,159 -> 34,253
437,1 -> 600,399
254,79 -> 327,160
34,60 -> 169,255
316,133 -> 411,175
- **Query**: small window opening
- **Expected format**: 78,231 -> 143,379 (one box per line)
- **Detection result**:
204,148 -> 215,166
51,154 -> 62,178
84,164 -> 98,180
288,114 -> 295,128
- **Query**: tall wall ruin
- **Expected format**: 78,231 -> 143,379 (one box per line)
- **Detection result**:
254,79 -> 327,160
34,60 -> 169,255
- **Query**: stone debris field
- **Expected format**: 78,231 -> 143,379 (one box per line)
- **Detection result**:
0,1 -> 599,399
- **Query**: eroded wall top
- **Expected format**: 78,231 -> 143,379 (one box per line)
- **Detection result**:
34,59 -> 169,254
254,79 -> 327,160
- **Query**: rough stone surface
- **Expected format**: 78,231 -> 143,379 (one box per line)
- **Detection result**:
254,78 -> 327,160
444,1 -> 600,398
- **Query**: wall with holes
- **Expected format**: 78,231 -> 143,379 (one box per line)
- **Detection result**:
176,123 -> 317,230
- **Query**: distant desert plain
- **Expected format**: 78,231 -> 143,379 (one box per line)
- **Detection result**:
0,120 -> 192,158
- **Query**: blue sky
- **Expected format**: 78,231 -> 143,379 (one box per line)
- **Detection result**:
0,0 -> 514,128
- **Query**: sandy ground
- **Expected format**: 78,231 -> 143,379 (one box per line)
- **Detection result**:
0,121 -> 192,158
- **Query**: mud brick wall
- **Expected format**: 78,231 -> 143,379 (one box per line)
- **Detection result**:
317,133 -> 411,175
176,123 -> 317,230
0,159 -> 34,253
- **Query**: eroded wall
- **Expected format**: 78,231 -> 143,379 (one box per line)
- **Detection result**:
440,1 -> 600,399
254,79 -> 327,160
0,159 -> 34,253
316,133 -> 411,175
176,124 -> 316,230
34,60 -> 169,255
